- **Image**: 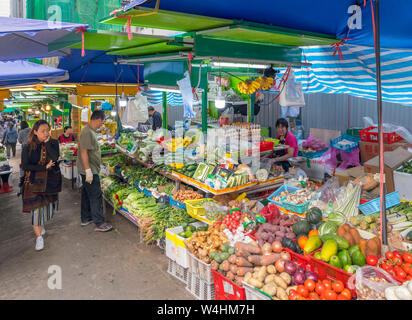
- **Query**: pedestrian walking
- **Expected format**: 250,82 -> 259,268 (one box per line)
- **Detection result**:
2,122 -> 18,158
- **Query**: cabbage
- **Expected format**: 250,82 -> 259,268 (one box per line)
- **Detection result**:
327,211 -> 346,225
318,221 -> 339,236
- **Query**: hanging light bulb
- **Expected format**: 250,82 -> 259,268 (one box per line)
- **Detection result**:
111,111 -> 116,117
215,86 -> 226,109
28,108 -> 32,112
45,105 -> 51,111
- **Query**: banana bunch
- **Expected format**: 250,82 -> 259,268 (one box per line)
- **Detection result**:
255,76 -> 274,90
237,79 -> 260,95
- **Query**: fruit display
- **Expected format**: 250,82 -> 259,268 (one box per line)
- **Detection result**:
177,224 -> 208,239
377,250 -> 412,284
254,76 -> 275,90
237,79 -> 260,95
289,279 -> 352,300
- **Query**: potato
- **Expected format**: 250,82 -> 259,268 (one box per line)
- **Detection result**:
257,266 -> 267,282
267,265 -> 276,274
273,275 -> 288,290
244,272 -> 252,284
279,272 -> 291,285
248,278 -> 264,289
276,287 -> 288,300
262,283 -> 277,297
264,274 -> 277,285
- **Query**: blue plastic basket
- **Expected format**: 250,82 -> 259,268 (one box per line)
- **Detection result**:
330,134 -> 360,152
143,188 -> 152,198
358,191 -> 401,215
298,148 -> 328,159
281,197 -> 312,214
268,185 -> 301,207
169,195 -> 187,210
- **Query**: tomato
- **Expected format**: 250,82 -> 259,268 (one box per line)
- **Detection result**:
337,293 -> 348,300
366,255 -> 378,266
381,263 -> 393,273
322,279 -> 332,290
288,289 -> 298,300
403,252 -> 412,264
304,279 -> 316,292
296,296 -> 307,300
315,282 -> 325,296
323,289 -> 337,300
385,251 -> 394,260
332,280 -> 344,293
308,292 -> 320,300
340,288 -> 352,300
407,275 -> 412,281
296,285 -> 309,298
396,268 -> 407,279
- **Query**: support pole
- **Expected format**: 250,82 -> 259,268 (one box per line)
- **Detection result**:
162,91 -> 168,129
373,0 -> 388,248
250,93 -> 256,123
200,66 -> 208,134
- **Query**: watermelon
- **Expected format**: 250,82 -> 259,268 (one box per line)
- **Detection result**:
318,221 -> 339,236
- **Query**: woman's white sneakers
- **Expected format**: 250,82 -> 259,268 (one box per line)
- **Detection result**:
35,236 -> 44,251
41,227 -> 46,236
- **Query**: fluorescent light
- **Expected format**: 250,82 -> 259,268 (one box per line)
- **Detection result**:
149,86 -> 181,93
211,62 -> 270,69
28,108 -> 32,112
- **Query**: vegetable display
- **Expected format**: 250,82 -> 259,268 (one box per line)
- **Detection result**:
172,189 -> 203,202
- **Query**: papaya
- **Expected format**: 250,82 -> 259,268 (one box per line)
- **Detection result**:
337,225 -> 346,238
352,250 -> 366,267
303,235 -> 322,254
348,245 -> 361,258
329,255 -> 342,269
338,249 -> 352,267
320,240 -> 338,262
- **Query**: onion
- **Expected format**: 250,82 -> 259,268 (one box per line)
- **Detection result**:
296,266 -> 306,274
293,272 -> 306,285
275,259 -> 285,273
305,271 -> 318,282
271,240 -> 283,253
284,260 -> 297,275
280,250 -> 291,261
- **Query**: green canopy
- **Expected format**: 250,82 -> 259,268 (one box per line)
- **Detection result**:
2,107 -> 18,113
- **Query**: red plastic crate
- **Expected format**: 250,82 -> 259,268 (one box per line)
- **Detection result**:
211,269 -> 246,300
308,249 -> 356,297
259,141 -> 274,152
359,126 -> 403,144
283,248 -> 313,271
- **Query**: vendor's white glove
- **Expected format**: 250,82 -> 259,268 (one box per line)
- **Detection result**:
85,169 -> 93,184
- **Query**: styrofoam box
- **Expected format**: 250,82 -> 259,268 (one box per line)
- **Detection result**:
165,222 -> 207,269
394,168 -> 412,202
60,163 -> 78,180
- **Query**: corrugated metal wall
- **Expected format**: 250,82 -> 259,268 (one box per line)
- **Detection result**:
256,92 -> 412,138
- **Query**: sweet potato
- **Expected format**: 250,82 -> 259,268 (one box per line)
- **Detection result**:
228,254 -> 237,264
226,271 -> 236,281
248,254 -> 280,266
221,260 -> 231,272
262,224 -> 278,233
337,225 -> 346,238
342,232 -> 355,247
235,242 -> 262,255
278,226 -> 287,233
230,264 -> 238,274
359,238 -> 367,257
235,276 -> 244,286
260,232 -> 269,241
237,267 -> 254,276
267,234 -> 275,244
211,260 -> 219,271
235,247 -> 251,258
349,227 -> 361,245
236,256 -> 253,267
366,238 -> 379,257
275,231 -> 286,239
285,232 -> 296,240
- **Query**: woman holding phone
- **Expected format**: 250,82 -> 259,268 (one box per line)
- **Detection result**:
21,120 -> 62,251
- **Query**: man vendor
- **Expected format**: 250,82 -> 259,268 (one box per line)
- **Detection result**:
272,118 -> 298,172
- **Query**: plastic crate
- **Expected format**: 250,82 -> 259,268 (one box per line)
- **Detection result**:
187,251 -> 213,284
359,126 -> 403,144
346,128 -> 362,138
185,198 -> 216,218
358,191 -> 401,215
283,248 -> 313,271
167,258 -> 189,285
267,184 -> 301,207
308,250 -> 355,297
242,282 -> 272,300
281,197 -> 312,214
186,271 -> 215,300
259,141 -> 274,152
211,270 -> 246,300
143,188 -> 152,198
298,148 -> 328,159
330,134 -> 360,152
169,195 -> 187,210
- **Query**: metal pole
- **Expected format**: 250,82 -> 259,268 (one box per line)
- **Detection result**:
374,0 -> 388,248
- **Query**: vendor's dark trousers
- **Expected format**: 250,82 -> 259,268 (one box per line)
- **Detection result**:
80,174 -> 104,226
6,143 -> 16,158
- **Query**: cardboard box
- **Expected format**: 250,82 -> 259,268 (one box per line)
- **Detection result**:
363,147 -> 412,193
359,140 -> 411,163
335,166 -> 365,186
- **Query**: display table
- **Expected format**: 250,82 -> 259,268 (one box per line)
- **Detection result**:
0,169 -> 13,194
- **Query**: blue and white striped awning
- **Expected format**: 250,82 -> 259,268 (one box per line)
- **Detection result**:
286,45 -> 412,107
141,90 -> 201,106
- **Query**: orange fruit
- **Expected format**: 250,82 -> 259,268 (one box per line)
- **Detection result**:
298,236 -> 308,250
308,229 -> 319,238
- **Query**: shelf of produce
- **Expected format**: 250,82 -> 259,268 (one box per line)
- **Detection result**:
103,196 -> 140,228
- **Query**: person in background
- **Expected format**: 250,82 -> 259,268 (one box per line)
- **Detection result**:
148,106 -> 162,131
21,120 -> 62,251
18,121 -> 31,145
77,110 -> 113,232
0,121 -> 6,143
58,126 -> 76,144
2,122 -> 18,158
272,118 -> 299,172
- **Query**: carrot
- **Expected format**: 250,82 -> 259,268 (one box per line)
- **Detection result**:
221,260 -> 231,272
230,264 -> 238,274
235,242 -> 262,255
226,271 -> 236,281
236,256 -> 253,267
248,254 -> 280,266
237,267 -> 254,276
228,254 -> 237,264
235,247 -> 251,258
236,276 -> 244,286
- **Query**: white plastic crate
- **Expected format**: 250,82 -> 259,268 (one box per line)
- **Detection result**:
167,258 -> 189,285
394,169 -> 412,202
186,271 -> 215,300
187,252 -> 213,284
242,282 -> 272,300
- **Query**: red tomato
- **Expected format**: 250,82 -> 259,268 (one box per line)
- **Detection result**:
288,289 -> 298,300
407,275 -> 412,281
385,251 -> 394,260
332,280 -> 344,293
403,252 -> 412,264
340,288 -> 352,300
396,268 -> 407,279
315,282 -> 325,296
296,285 -> 309,298
322,279 -> 332,290
366,255 -> 378,266
323,289 -> 337,300
337,293 -> 348,300
381,263 -> 393,273
304,279 -> 316,292
308,292 -> 320,300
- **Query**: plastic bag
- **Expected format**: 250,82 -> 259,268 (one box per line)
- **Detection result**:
121,93 -> 148,127
363,116 -> 412,144
348,266 -> 400,300
279,70 -> 305,107
177,71 -> 196,119
314,177 -> 341,204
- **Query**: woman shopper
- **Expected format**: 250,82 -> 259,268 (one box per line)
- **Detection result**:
21,120 -> 62,251
18,121 -> 31,145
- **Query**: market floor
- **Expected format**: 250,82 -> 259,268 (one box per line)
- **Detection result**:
0,148 -> 193,300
